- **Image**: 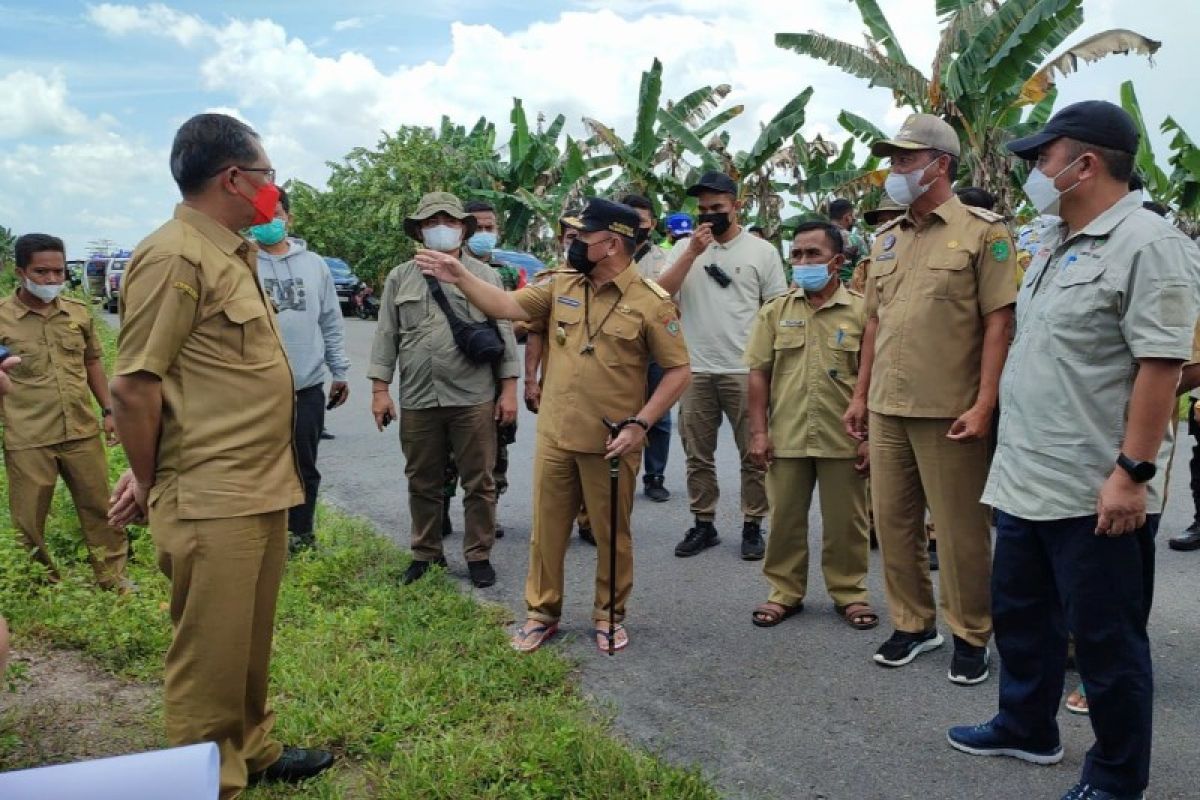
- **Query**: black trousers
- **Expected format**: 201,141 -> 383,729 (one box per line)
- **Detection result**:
290,384 -> 325,535
1189,397 -> 1200,523
991,510 -> 1156,796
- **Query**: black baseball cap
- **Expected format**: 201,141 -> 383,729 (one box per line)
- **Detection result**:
687,171 -> 738,197
1007,100 -> 1139,161
560,198 -> 639,239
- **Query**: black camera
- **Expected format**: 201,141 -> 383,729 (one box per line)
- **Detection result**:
703,263 -> 732,288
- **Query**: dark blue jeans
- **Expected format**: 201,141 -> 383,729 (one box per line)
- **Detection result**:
992,511 -> 1156,796
644,361 -> 671,481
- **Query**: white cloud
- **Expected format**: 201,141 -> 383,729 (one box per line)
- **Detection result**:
333,17 -> 363,31
0,69 -> 91,139
87,2 -> 211,46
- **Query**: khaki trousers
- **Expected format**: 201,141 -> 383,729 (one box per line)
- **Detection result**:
149,480 -> 286,800
4,436 -> 128,588
525,440 -> 639,624
763,457 -> 870,608
678,372 -> 768,521
400,403 -> 496,562
869,412 -> 993,646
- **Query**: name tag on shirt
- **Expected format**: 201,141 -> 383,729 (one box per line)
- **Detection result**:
556,296 -> 581,308
780,320 -> 805,328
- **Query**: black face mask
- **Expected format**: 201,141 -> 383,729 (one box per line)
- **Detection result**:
567,238 -> 600,275
699,212 -> 732,237
635,226 -> 651,245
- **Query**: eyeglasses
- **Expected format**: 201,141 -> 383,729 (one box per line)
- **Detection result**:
213,165 -> 277,183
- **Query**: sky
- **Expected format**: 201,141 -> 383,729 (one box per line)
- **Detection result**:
2,0 -> 1197,257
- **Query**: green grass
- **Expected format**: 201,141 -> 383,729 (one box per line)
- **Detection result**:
0,315 -> 717,798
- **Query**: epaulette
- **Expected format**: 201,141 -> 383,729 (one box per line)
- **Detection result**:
846,287 -> 865,298
875,216 -> 904,234
531,268 -> 572,287
964,205 -> 1005,224
640,276 -> 671,300
60,295 -> 88,307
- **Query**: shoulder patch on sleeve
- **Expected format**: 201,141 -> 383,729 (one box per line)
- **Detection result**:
640,276 -> 671,299
965,206 -> 1006,224
173,281 -> 199,302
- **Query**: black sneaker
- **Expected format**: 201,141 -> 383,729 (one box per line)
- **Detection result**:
1060,781 -> 1143,800
928,540 -> 939,571
643,475 -> 671,503
1169,526 -> 1200,551
319,429 -> 336,441
288,531 -> 316,555
578,526 -> 596,546
402,558 -> 447,585
442,498 -> 454,538
741,521 -> 765,561
249,747 -> 335,785
467,559 -> 496,588
874,628 -> 945,667
674,521 -> 719,557
948,635 -> 990,685
946,722 -> 1063,765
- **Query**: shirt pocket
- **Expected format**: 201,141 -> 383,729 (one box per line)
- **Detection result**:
600,309 -> 643,367
1044,261 -> 1109,362
220,298 -> 277,365
394,292 -> 429,332
5,336 -> 46,382
826,331 -> 861,377
872,259 -> 900,306
925,248 -> 974,300
55,328 -> 88,381
772,329 -> 806,373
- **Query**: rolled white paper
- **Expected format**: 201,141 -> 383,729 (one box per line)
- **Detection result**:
0,742 -> 219,799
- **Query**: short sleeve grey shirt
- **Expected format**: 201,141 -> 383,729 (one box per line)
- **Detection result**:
983,192 -> 1200,519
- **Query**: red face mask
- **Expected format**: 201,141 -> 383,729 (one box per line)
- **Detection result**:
233,173 -> 280,226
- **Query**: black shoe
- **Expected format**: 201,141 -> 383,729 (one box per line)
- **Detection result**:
675,521 -> 720,557
928,540 -> 940,571
495,524 -> 505,539
468,559 -> 496,588
948,635 -> 990,685
578,526 -> 596,546
402,558 -> 447,585
319,429 -> 335,441
874,628 -> 945,667
741,521 -> 765,561
442,497 -> 454,538
1169,527 -> 1200,551
1060,781 -> 1144,800
288,531 -> 316,555
249,747 -> 335,785
643,476 -> 671,503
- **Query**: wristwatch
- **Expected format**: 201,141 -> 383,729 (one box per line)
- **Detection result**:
101,407 -> 113,418
1117,453 -> 1156,483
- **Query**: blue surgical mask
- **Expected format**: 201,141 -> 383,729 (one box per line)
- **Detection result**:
249,218 -> 287,246
467,231 -> 498,258
792,264 -> 833,292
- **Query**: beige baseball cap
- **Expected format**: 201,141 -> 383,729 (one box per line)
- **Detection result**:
871,114 -> 960,158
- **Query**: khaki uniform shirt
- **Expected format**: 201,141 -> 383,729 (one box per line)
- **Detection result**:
666,229 -> 788,374
635,243 -> 670,282
368,255 -> 519,409
116,204 -> 303,521
0,295 -> 101,451
744,285 -> 866,459
514,262 -> 689,454
864,196 -> 1019,417
983,192 -> 1200,519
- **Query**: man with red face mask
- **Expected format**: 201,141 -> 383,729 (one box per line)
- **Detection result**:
108,113 -> 333,798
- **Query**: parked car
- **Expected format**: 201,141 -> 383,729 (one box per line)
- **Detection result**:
85,258 -> 107,299
66,260 -> 86,289
103,258 -> 130,313
492,249 -> 546,284
322,257 -> 364,314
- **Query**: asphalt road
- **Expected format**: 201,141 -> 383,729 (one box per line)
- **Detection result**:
106,311 -> 1200,800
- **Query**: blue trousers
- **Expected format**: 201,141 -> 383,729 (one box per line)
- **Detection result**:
991,511 -> 1156,796
644,361 -> 671,481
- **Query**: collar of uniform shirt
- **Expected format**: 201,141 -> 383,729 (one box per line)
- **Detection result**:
898,194 -> 966,230
174,203 -> 252,257
10,293 -> 66,319
580,260 -> 640,294
801,282 -> 854,309
1067,190 -> 1144,242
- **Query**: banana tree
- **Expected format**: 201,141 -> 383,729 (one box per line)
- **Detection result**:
1118,79 -> 1200,234
776,0 -> 1161,213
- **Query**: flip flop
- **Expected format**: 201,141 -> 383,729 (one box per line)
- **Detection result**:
511,622 -> 559,653
751,602 -> 803,627
593,624 -> 629,653
1065,684 -> 1088,715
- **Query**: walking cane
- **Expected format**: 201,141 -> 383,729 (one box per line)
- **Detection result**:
602,418 -> 622,656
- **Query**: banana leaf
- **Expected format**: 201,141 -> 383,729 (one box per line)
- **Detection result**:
630,59 -> 664,165
775,32 -> 929,110
737,87 -> 814,176
851,0 -> 909,65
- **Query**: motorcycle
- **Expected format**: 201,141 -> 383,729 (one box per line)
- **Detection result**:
351,282 -> 380,320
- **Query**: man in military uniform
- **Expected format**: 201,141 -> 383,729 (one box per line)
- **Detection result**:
0,233 -> 129,590
843,114 -> 1018,685
369,192 -> 519,590
656,172 -> 788,561
417,198 -> 691,654
746,222 -> 877,630
108,113 -> 333,798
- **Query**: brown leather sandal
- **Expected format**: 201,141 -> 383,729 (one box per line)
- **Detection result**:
837,602 -> 880,630
751,601 -> 803,627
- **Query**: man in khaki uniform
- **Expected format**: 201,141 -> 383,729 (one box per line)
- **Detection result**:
745,222 -> 876,630
417,198 -> 691,654
108,113 -> 332,798
843,114 -> 1018,684
0,233 -> 129,590
369,192 -> 519,590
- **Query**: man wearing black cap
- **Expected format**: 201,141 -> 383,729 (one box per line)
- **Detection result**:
416,198 -> 691,654
948,101 -> 1200,800
655,171 -> 787,561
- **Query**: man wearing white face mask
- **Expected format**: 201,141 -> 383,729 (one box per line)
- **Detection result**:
369,192 -> 519,589
948,101 -> 1200,800
0,233 -> 131,590
843,114 -> 1018,684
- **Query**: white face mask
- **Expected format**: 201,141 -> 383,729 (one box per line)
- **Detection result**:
422,224 -> 462,252
1022,156 -> 1085,216
24,278 -> 65,303
884,158 -> 937,206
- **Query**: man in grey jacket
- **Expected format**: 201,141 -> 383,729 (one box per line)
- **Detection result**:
253,187 -> 351,552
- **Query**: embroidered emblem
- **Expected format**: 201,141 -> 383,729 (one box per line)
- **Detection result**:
991,240 -> 1010,262
665,320 -> 680,336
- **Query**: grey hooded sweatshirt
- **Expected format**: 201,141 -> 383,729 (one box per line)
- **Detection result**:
256,238 -> 351,391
